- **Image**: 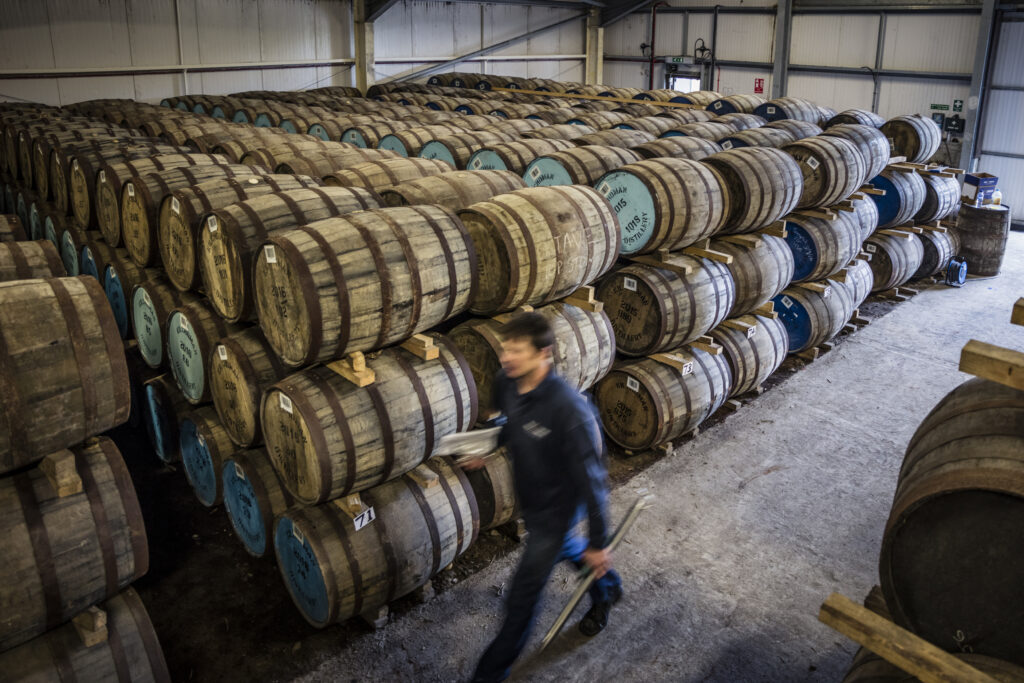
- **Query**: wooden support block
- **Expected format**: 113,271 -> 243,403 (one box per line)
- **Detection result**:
718,234 -> 763,249
400,334 -> 439,360
895,223 -> 923,234
843,323 -> 857,334
412,581 -> 436,604
655,440 -> 674,456
563,285 -> 604,313
859,184 -> 886,196
917,222 -> 948,233
721,398 -> 742,413
793,208 -> 837,221
959,339 -> 1024,391
326,352 -> 375,387
361,606 -> 389,630
819,593 -> 1000,683
650,351 -> 694,374
333,493 -> 369,519
857,251 -> 873,262
832,199 -> 856,212
886,155 -> 908,165
682,238 -> 734,264
629,249 -> 694,276
896,286 -> 919,296
40,450 -> 83,498
759,221 -> 788,238
690,335 -> 723,355
407,464 -> 440,488
753,300 -> 778,319
916,168 -> 957,179
73,607 -> 108,647
722,318 -> 758,337
796,281 -> 831,294
796,347 -> 821,362
1012,298 -> 1024,327
879,229 -> 915,241
848,192 -> 867,201
832,268 -> 850,284
746,384 -> 766,396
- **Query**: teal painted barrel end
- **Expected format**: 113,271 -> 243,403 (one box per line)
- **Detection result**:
167,311 -> 205,403
595,170 -> 656,255
275,516 -> 331,627
132,287 -> 164,368
523,157 -> 573,188
467,150 -> 506,171
377,135 -> 409,157
418,141 -> 455,167
232,111 -> 250,124
102,265 -> 131,339
308,124 -> 331,141
342,129 -> 368,147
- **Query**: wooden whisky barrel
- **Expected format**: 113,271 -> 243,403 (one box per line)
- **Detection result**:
459,186 -> 619,314
261,334 -> 477,503
953,204 -> 1012,277
850,192 -> 880,241
158,174 -> 321,292
704,147 -> 803,234
142,373 -> 196,463
238,139 -> 343,168
96,153 -> 230,246
0,214 -> 27,241
912,229 -> 958,279
596,259 -> 735,356
467,139 -> 575,175
418,130 -> 517,169
58,223 -> 92,276
131,276 -> 201,368
121,163 -> 268,267
594,157 -> 729,254
465,448 -> 517,530
880,114 -> 941,163
0,437 -> 147,651
274,456 -> 478,626
0,240 -> 66,282
880,378 -> 1024,667
274,148 -> 397,177
764,119 -> 822,140
718,127 -> 798,150
521,123 -> 597,141
254,205 -> 476,366
836,257 -> 874,310
223,448 -> 295,557
180,405 -> 237,507
103,249 -> 159,339
712,113 -> 766,132
80,237 -> 116,281
825,109 -> 884,128
709,314 -> 789,396
711,234 -> 795,317
322,157 -> 454,192
0,277 -> 130,474
656,109 -> 717,125
784,211 -> 863,283
820,124 -> 890,181
0,587 -> 170,683
198,186 -> 381,323
782,135 -> 866,209
340,122 -> 417,148
772,280 -> 853,353
376,123 -> 469,157
632,136 -> 721,161
450,301 -> 616,418
707,94 -> 765,115
573,129 -> 656,149
594,344 -> 732,450
914,172 -> 960,222
868,167 -> 926,229
754,97 -> 822,123
167,300 -> 245,404
864,230 -> 924,291
209,328 -> 289,448
614,116 -> 678,137
660,121 -> 735,141
379,170 -> 526,211
566,111 -> 634,130
523,145 -> 641,187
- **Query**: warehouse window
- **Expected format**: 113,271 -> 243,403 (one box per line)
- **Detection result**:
668,75 -> 701,92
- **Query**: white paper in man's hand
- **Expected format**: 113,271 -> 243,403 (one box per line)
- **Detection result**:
434,427 -> 502,460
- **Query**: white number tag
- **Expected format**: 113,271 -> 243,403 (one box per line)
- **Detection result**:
264,245 -> 277,263
822,285 -> 832,298
127,183 -> 135,197
353,506 -> 376,531
292,522 -> 305,544
806,156 -> 820,170
747,325 -> 757,338
626,376 -> 640,392
234,461 -> 245,479
279,393 -> 293,414
623,277 -> 637,292
207,215 -> 218,232
171,197 -> 180,214
722,141 -> 733,150
217,344 -> 228,361
865,243 -> 877,253
781,295 -> 793,309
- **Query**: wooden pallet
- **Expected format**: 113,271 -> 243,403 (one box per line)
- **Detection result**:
796,340 -> 834,362
881,285 -> 919,301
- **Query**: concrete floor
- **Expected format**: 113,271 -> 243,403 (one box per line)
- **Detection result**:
286,232 -> 1024,683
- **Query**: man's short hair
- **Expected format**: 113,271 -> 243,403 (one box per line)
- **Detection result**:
500,311 -> 555,352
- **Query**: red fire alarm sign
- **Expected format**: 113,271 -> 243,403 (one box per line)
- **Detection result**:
754,78 -> 764,94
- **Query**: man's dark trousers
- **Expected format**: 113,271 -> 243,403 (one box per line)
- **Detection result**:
471,512 -> 622,683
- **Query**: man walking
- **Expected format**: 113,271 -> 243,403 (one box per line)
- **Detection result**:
462,312 -> 622,683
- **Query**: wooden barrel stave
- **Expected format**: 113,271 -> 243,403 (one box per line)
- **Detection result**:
821,123 -> 890,182
782,135 -> 866,209
912,229 -> 957,279
322,157 -> 454,191
0,214 -> 28,241
709,314 -> 789,396
465,448 -> 517,531
850,192 -> 880,242
772,279 -> 854,353
754,97 -> 822,123
711,234 -> 795,317
784,211 -> 863,283
573,129 -> 656,149
707,94 -> 766,115
952,203 -> 1011,277
0,240 -> 66,282
222,448 -> 295,557
864,230 -> 924,291
914,172 -> 960,223
632,136 -> 721,161
520,123 -> 597,141
660,121 -> 735,141
825,109 -> 885,128
835,257 -> 874,310
704,147 -> 804,234
718,127 -> 798,150
379,170 -> 526,211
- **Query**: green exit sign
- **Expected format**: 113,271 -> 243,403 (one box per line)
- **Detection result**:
931,103 -> 949,111
666,56 -> 692,64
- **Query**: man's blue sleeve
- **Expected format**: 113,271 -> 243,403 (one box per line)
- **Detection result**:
564,410 -> 610,549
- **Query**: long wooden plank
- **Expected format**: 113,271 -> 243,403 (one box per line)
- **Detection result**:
818,593 -> 1000,683
959,339 -> 1024,391
1012,298 -> 1024,327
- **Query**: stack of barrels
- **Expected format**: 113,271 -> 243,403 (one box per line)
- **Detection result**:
0,271 -> 168,680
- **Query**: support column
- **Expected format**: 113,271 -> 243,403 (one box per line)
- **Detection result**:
354,0 -> 376,94
958,0 -> 998,173
585,8 -> 604,85
771,0 -> 792,99
871,13 -> 887,113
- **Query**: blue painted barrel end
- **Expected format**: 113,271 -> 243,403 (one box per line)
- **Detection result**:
418,141 -> 456,167
180,418 -> 219,507
377,135 -> 409,157
867,174 -> 901,227
773,292 -> 812,353
223,460 -> 269,557
102,266 -> 130,339
144,384 -> 176,463
275,516 -> 331,626
783,222 -> 819,282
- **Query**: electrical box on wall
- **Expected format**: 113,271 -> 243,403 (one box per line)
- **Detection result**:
945,115 -> 965,135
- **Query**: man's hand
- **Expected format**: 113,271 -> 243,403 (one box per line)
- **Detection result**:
582,547 -> 612,579
460,457 -> 487,471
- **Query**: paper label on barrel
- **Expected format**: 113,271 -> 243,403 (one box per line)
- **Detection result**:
99,171 -> 106,182
767,106 -> 776,114
171,196 -> 180,214
747,325 -> 757,338
353,506 -> 376,531
626,376 -> 640,392
218,344 -> 228,361
806,157 -> 820,170
127,183 -> 135,197
529,166 -> 541,180
292,522 -> 305,544
722,141 -> 734,150
623,277 -> 637,292
822,285 -> 832,298
781,295 -> 794,309
265,245 -> 277,263
713,101 -> 722,110
72,160 -> 79,172
279,393 -> 293,414
207,215 -> 218,232
234,461 -> 245,479
865,243 -> 877,253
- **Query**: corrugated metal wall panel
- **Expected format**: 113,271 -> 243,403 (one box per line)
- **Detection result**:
877,77 -> 969,120
603,14 -> 647,56
126,0 -> 182,67
790,14 -> 878,68
981,90 -> 1024,156
882,14 -> 977,74
714,68 -> 771,99
716,13 -> 774,63
990,20 -> 1024,86
0,1 -> 55,70
788,72 -> 874,112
